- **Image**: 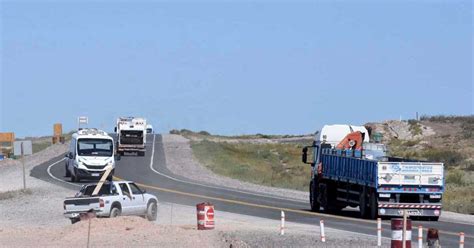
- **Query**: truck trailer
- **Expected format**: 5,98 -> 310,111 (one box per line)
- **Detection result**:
115,117 -> 147,156
302,124 -> 444,220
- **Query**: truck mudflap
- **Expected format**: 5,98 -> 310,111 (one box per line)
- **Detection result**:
378,203 -> 442,217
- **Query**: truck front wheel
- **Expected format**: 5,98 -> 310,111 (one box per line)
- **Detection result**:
65,163 -> 71,177
369,191 -> 378,219
310,181 -> 320,212
359,187 -> 368,218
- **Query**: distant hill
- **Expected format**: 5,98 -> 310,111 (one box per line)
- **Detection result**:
367,115 -> 474,214
366,115 -> 474,170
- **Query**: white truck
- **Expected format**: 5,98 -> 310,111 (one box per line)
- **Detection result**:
65,128 -> 118,182
115,117 -> 147,156
64,181 -> 158,224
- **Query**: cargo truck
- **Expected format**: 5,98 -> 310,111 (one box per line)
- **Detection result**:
115,117 -> 147,156
302,124 -> 444,220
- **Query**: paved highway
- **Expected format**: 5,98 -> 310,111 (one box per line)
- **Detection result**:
31,134 -> 472,247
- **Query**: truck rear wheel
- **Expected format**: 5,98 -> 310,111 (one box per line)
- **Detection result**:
309,181 -> 320,212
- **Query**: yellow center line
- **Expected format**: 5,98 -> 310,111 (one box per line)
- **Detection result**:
114,176 -> 472,238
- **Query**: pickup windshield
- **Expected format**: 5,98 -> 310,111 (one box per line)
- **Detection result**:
77,138 -> 113,157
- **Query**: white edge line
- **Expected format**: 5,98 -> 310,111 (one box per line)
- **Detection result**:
47,158 -> 81,188
148,134 -> 309,204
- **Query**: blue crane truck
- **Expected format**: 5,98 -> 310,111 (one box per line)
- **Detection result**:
302,125 -> 444,220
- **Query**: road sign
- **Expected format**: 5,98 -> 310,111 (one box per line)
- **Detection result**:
14,140 -> 33,156
78,116 -> 88,125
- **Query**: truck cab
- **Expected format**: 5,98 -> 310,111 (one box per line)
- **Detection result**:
65,128 -> 117,182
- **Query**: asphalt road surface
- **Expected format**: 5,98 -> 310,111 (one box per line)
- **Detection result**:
31,134 -> 473,247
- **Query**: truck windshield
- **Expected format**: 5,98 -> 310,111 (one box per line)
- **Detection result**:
77,138 -> 113,157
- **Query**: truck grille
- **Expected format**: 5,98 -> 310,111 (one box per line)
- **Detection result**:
84,164 -> 106,170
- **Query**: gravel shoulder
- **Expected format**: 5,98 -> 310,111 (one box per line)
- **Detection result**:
162,134 -> 309,202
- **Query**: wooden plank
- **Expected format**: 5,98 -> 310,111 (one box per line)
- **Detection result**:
91,167 -> 113,196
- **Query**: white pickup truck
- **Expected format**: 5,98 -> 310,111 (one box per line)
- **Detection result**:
64,181 -> 158,224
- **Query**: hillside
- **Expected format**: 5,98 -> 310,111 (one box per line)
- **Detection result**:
366,116 -> 474,214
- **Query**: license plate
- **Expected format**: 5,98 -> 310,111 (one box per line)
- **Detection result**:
399,209 -> 422,216
92,173 -> 100,177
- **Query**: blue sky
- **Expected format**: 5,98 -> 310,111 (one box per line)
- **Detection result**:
1,1 -> 472,137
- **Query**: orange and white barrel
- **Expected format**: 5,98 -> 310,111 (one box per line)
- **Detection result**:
391,218 -> 412,248
196,202 -> 215,230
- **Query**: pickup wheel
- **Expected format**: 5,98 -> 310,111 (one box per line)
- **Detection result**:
70,218 -> 80,224
146,201 -> 158,221
138,151 -> 145,157
110,207 -> 121,218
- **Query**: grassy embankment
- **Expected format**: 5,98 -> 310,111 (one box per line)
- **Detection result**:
173,115 -> 474,214
171,129 -> 311,191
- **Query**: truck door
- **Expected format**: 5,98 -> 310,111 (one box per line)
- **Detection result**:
118,183 -> 134,215
128,183 -> 147,214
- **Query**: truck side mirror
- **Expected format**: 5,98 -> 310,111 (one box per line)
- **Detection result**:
302,146 -> 317,166
115,154 -> 121,161
67,152 -> 74,159
302,147 -> 308,164
114,127 -> 117,133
